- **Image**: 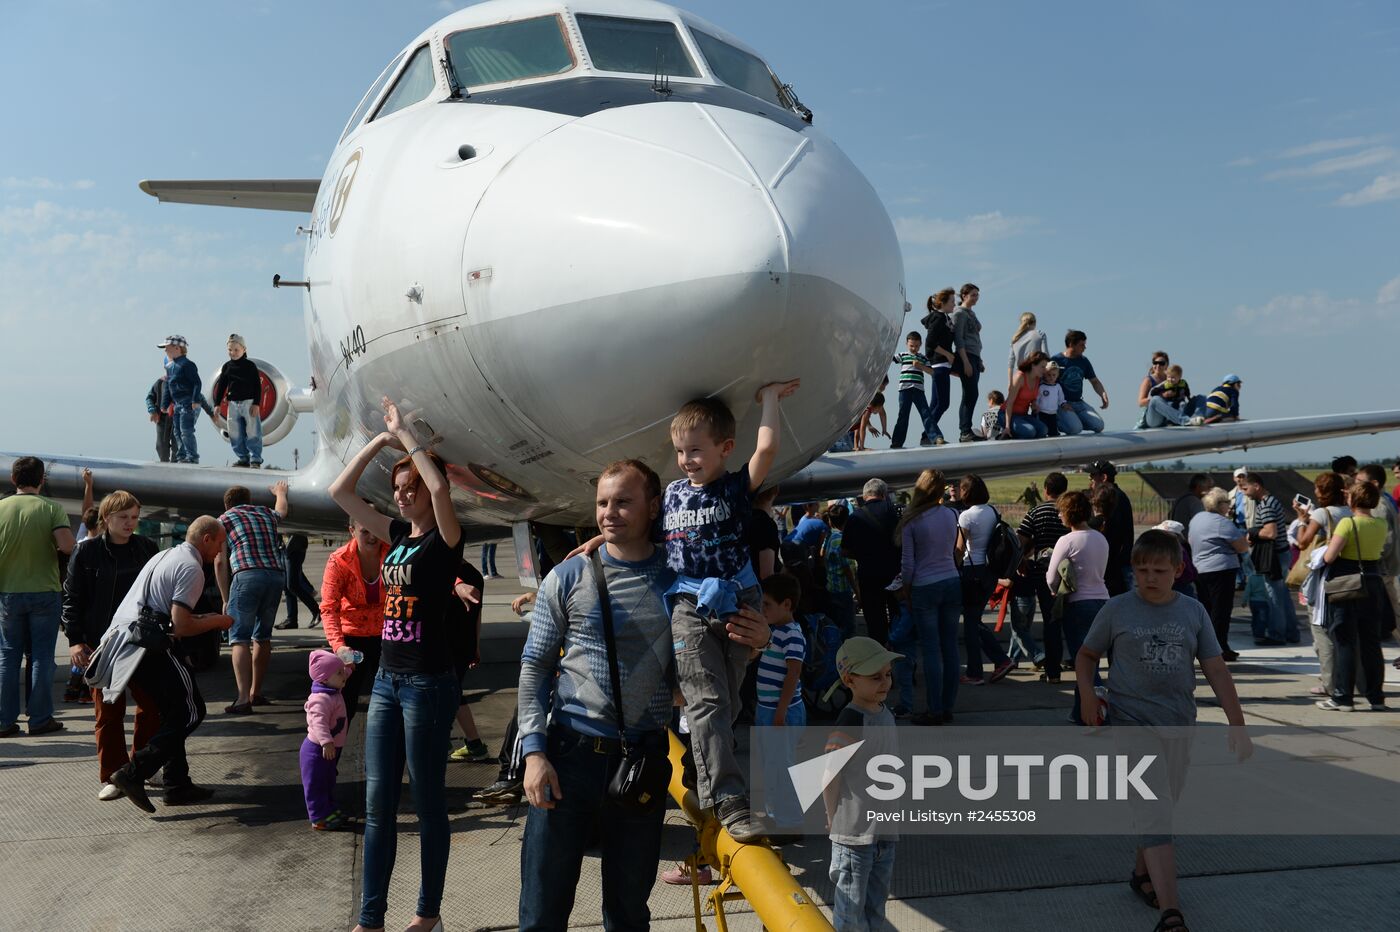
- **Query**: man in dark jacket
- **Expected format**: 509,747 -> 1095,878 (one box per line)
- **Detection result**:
62,489 -> 160,799
212,334 -> 264,468
1088,460 -> 1135,596
840,478 -> 901,645
144,378 -> 176,463
159,335 -> 202,464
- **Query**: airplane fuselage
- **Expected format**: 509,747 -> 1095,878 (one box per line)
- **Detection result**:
298,0 -> 905,527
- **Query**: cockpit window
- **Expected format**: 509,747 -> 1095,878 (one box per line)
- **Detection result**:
575,15 -> 700,78
445,15 -> 575,88
692,30 -> 789,109
341,51 -> 405,141
374,45 -> 436,120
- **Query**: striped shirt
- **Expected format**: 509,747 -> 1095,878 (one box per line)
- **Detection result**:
218,505 -> 284,575
756,620 -> 805,709
1018,502 -> 1069,556
1205,384 -> 1239,418
892,351 -> 932,391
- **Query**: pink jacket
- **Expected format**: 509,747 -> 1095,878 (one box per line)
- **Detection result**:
305,683 -> 348,748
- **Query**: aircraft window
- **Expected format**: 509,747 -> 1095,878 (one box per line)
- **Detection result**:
374,45 -> 436,120
341,51 -> 406,141
575,15 -> 699,77
444,16 -> 575,87
692,30 -> 787,108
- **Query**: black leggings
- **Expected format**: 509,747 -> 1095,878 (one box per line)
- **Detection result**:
1195,569 -> 1238,652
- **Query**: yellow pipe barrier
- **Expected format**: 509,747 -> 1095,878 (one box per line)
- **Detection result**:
667,731 -> 835,932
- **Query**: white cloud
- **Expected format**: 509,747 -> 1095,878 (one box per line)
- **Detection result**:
1263,147 -> 1396,181
1,176 -> 97,191
1336,172 -> 1400,207
1226,156 -> 1257,168
1232,277 -> 1400,334
1279,136 -> 1386,159
894,211 -> 1035,247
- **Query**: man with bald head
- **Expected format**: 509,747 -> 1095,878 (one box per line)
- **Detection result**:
86,516 -> 234,813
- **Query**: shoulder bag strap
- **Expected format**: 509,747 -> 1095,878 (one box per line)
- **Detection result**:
589,550 -> 627,740
141,548 -> 174,610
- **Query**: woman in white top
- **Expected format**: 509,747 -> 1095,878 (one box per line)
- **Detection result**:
1044,491 -> 1108,719
955,475 -> 1014,685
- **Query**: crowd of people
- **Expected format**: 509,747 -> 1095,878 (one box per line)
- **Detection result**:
849,285 -> 1246,450
146,333 -> 267,467
5,404 -> 1400,930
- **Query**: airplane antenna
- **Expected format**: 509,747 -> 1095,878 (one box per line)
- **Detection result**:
441,46 -> 468,100
651,49 -> 673,97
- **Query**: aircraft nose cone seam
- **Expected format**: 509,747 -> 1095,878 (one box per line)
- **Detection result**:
691,104 -> 792,274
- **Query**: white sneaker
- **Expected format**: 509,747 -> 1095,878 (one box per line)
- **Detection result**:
98,782 -> 125,801
1187,415 -> 1205,426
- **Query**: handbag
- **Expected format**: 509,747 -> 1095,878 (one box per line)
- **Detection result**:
590,551 -> 672,809
128,550 -> 175,650
1323,518 -> 1367,603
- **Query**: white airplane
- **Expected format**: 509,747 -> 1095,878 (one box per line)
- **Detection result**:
7,0 -> 1400,576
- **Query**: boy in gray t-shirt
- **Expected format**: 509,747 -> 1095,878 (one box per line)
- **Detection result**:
1075,530 -> 1252,932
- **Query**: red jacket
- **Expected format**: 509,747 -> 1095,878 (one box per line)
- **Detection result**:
320,538 -> 390,650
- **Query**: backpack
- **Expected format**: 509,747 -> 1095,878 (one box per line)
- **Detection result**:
797,612 -> 848,719
983,506 -> 1023,578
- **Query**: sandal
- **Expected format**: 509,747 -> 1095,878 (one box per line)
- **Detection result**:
1130,871 -> 1159,909
1153,907 -> 1188,931
224,701 -> 253,715
661,862 -> 713,885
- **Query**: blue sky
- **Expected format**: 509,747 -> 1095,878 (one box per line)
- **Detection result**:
3,0 -> 1399,469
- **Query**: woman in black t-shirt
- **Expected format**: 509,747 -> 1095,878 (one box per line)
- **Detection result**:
329,397 -> 464,932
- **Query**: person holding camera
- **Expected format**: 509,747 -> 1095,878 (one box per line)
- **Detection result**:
517,459 -> 769,931
85,516 -> 235,813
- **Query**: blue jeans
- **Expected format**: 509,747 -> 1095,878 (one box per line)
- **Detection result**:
1008,593 -> 1045,664
1143,396 -> 1189,428
227,398 -> 263,465
911,577 -> 961,716
481,542 -> 499,576
519,725 -> 666,932
1064,599 -> 1106,724
828,590 -> 857,639
1007,413 -> 1048,439
171,404 -> 199,463
1253,574 -> 1299,642
830,840 -> 896,932
0,592 -> 61,729
961,564 -> 1009,678
889,389 -> 935,448
929,367 -> 951,440
360,669 -> 459,928
227,568 -> 284,644
1058,400 -> 1105,435
754,702 -> 807,828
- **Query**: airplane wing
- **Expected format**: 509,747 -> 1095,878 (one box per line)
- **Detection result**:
138,179 -> 320,212
779,410 -> 1400,500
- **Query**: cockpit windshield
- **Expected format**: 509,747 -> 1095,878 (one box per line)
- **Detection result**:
341,51 -> 405,141
692,30 -> 789,109
445,15 -> 575,88
575,15 -> 700,78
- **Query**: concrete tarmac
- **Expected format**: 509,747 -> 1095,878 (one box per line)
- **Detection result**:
5,539 -> 1400,931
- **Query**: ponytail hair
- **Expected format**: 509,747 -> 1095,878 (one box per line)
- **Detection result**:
927,288 -> 956,313
1011,312 -> 1037,344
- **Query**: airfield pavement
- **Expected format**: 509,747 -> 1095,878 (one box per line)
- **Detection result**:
6,538 -> 1400,931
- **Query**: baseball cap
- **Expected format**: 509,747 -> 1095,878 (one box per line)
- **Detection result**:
227,333 -> 246,348
1087,460 -> 1117,480
823,636 -> 903,700
1222,374 -> 1242,385
1233,467 -> 1248,478
157,334 -> 188,349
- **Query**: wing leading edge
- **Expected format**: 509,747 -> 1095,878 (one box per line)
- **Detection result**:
780,410 -> 1400,501
138,179 -> 320,213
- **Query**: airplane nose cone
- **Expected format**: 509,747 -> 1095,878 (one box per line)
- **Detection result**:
461,102 -> 904,471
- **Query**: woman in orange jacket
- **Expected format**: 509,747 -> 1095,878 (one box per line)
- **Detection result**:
320,517 -> 390,724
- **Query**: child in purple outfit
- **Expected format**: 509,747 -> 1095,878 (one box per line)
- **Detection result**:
301,649 -> 353,830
